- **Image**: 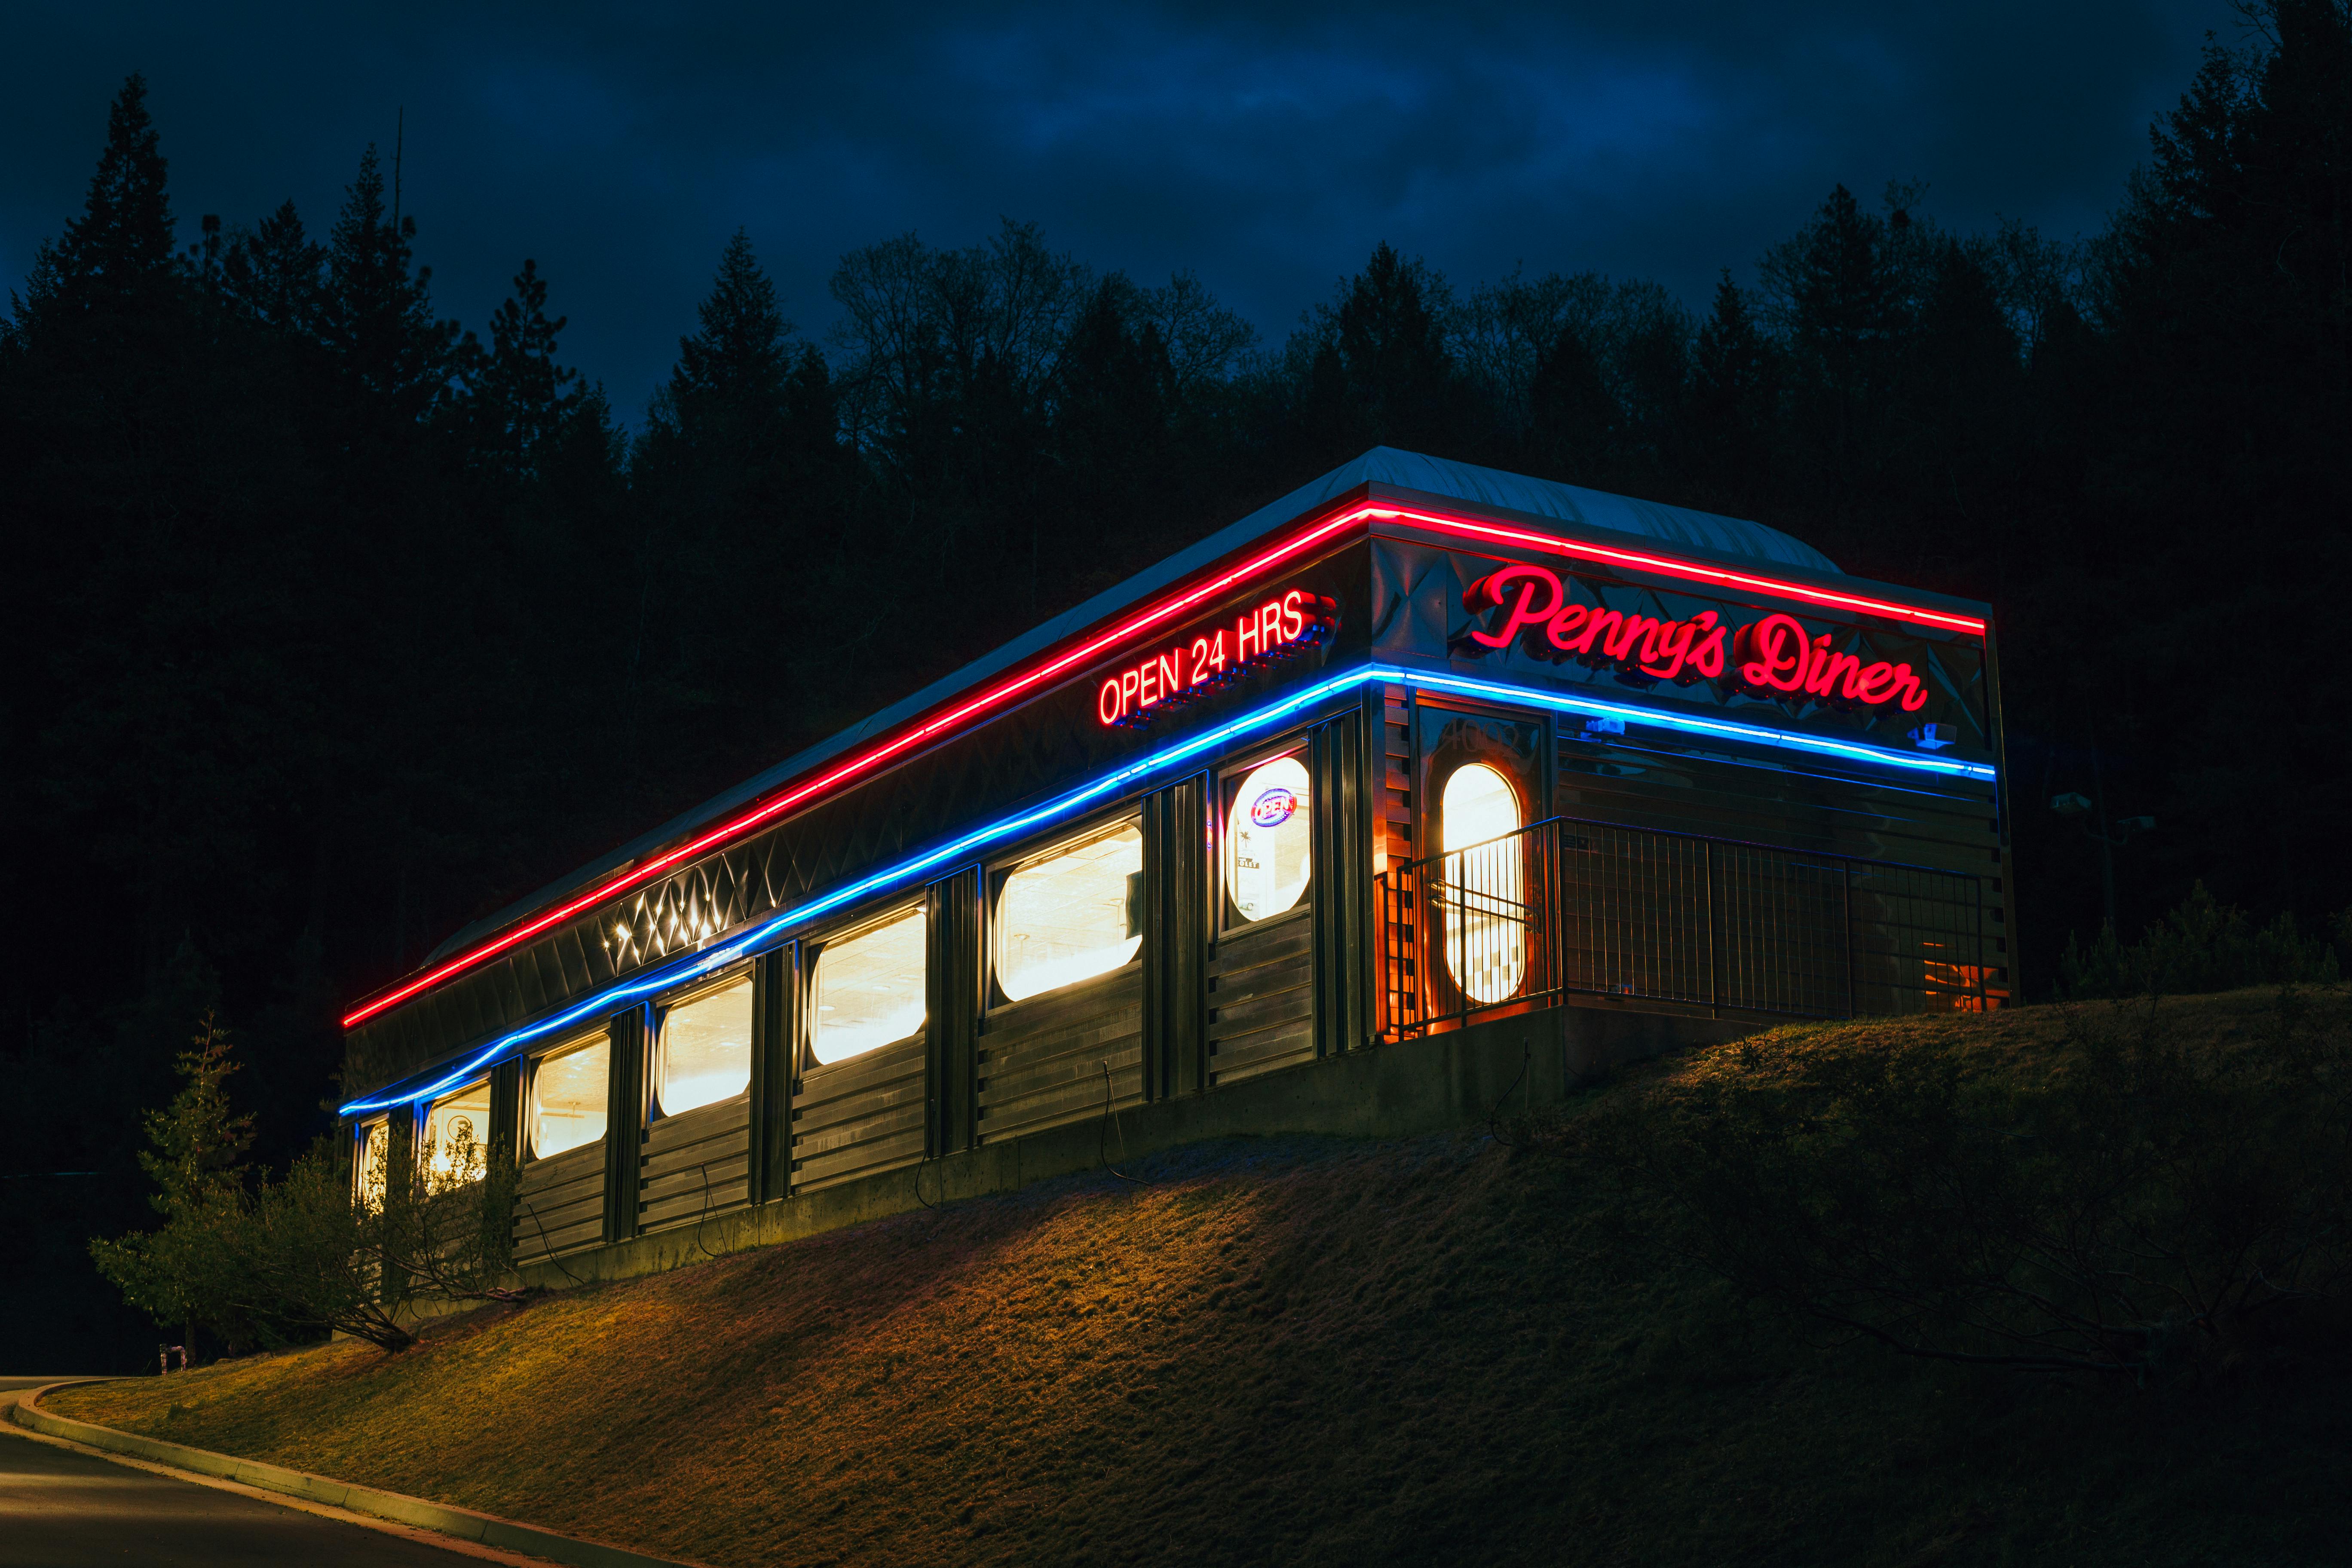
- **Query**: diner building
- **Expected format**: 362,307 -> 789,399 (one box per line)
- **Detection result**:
337,448 -> 2012,1279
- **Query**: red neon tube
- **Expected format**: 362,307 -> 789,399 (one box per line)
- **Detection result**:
344,497 -> 1981,1027
342,504 -> 1366,1026
1377,507 -> 1987,635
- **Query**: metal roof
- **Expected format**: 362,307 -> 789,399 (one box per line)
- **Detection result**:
423,450 -> 1839,964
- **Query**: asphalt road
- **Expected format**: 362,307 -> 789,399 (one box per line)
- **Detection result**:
0,1377 -> 473,1567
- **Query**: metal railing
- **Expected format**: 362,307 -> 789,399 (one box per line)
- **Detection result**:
1374,815 -> 1995,1041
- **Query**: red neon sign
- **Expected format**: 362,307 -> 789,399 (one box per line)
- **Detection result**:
1097,588 -> 1335,726
1735,612 -> 1929,710
347,494 -> 1975,1029
1468,565 -> 1727,682
1467,566 -> 1931,710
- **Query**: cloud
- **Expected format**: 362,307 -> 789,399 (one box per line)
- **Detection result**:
0,0 -> 2232,421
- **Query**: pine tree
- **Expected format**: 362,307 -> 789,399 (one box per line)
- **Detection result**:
1332,242 -> 1457,451
1777,185 -> 1905,418
660,229 -> 791,449
5,74 -> 187,461
87,1012 -> 258,1348
472,258 -> 585,480
1051,278 -> 1172,488
136,1014 -> 256,1218
1687,272 -> 1780,503
1527,324 -> 1616,481
220,200 -> 325,335
18,73 -> 176,319
320,145 -> 459,425
1903,240 -> 2022,502
1759,184 -> 1916,539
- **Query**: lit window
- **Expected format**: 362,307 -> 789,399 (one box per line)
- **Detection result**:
658,976 -> 752,1114
425,1083 -> 493,1183
530,1038 -> 609,1157
1225,753 -> 1312,924
995,820 -> 1144,1002
354,1118 -> 389,1212
812,908 -> 928,1065
1442,763 -> 1527,1004
1444,763 -> 1522,851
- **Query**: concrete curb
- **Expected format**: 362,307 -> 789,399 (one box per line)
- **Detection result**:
10,1383 -> 704,1568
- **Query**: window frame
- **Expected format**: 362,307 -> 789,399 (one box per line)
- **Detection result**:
524,1026 -> 612,1162
1213,728 -> 1318,934
649,961 -> 756,1120
1415,701 -> 1550,1011
1412,701 -> 1547,852
804,899 -> 930,1074
422,1078 -> 495,1186
352,1115 -> 390,1211
984,804 -> 1148,1011
1438,759 -> 1526,856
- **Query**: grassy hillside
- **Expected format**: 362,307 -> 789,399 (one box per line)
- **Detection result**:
54,992 -> 2352,1567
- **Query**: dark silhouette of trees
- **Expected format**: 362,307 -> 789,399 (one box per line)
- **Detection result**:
1290,241 -> 1460,464
6,5 -> 2348,1368
1685,272 -> 1779,509
319,147 -> 464,457
469,259 -> 585,483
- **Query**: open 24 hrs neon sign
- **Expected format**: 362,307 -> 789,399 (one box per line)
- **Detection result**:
1466,564 -> 1932,712
1098,588 -> 1338,726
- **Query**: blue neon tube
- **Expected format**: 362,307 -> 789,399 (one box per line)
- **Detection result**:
340,663 -> 1995,1114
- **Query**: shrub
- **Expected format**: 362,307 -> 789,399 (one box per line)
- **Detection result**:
89,1014 -> 263,1349
93,1017 -> 525,1354
1547,988 -> 2352,1384
2059,883 -> 2342,999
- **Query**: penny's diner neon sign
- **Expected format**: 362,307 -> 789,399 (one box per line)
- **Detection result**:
1097,588 -> 1336,726
1465,564 -> 1932,712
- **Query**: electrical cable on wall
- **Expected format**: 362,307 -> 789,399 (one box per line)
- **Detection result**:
519,1199 -> 587,1286
1487,1042 -> 1531,1148
1098,1060 -> 1145,1185
691,1160 -> 722,1260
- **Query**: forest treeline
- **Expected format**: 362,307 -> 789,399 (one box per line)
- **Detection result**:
3,3 -> 2346,1365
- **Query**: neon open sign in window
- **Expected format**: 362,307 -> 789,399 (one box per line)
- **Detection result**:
1097,588 -> 1338,727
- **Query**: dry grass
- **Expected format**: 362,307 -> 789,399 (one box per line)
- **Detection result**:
55,992 -> 2352,1567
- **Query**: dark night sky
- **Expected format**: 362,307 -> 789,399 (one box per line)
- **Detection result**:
4,2 -> 2232,421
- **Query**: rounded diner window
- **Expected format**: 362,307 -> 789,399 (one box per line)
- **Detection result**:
811,907 -> 928,1065
1442,763 -> 1521,853
657,975 -> 753,1114
425,1081 -> 493,1183
1225,754 -> 1312,925
354,1118 -> 389,1213
1441,763 -> 1527,1004
994,820 -> 1144,1003
530,1037 -> 609,1158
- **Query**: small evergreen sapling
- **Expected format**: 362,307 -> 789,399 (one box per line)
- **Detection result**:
88,1013 -> 258,1354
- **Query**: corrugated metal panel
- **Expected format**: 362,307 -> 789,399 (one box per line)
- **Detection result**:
1207,910 -> 1315,1085
637,1096 -> 751,1232
1555,737 -> 2000,873
1311,711 -> 1369,1057
791,1036 -> 925,1194
1554,736 -> 2010,1003
512,1140 -> 605,1259
1142,777 -> 1209,1099
975,968 -> 1143,1144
